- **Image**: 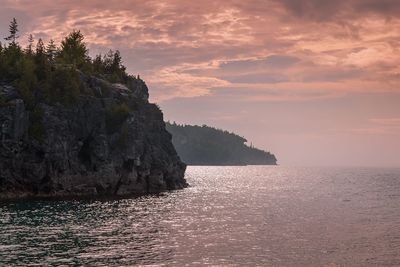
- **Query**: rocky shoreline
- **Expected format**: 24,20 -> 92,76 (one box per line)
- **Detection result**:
0,75 -> 187,200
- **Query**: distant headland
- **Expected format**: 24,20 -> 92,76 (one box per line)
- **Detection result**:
166,122 -> 277,166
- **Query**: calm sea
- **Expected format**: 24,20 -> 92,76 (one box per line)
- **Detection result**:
1,166 -> 400,266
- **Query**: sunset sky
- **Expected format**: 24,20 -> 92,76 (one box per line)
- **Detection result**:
1,0 -> 400,167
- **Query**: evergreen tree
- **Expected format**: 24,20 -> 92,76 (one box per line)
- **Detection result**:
4,18 -> 19,45
0,19 -> 131,103
112,50 -> 122,70
36,38 -> 45,56
35,38 -> 48,81
46,39 -> 57,64
92,54 -> 104,75
102,49 -> 127,82
58,30 -> 88,68
14,56 -> 37,108
103,50 -> 114,70
25,34 -> 34,55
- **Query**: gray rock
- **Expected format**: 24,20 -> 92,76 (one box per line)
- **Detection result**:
0,74 -> 187,200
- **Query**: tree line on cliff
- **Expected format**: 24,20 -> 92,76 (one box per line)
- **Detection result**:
166,122 -> 277,165
0,18 -> 131,107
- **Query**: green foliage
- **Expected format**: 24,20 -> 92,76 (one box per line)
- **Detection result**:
106,103 -> 131,134
0,18 -> 132,109
25,34 -> 34,55
0,19 -> 147,149
92,50 -> 127,83
166,123 -> 277,165
13,56 -> 37,109
58,30 -> 88,68
48,66 -> 80,105
0,44 -> 23,81
28,106 -> 45,141
46,39 -> 57,64
34,38 -> 49,82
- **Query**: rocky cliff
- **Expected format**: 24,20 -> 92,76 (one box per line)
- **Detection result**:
0,75 -> 187,200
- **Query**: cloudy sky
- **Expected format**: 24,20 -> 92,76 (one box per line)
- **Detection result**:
1,0 -> 400,167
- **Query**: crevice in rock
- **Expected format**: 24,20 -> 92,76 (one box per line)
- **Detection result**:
123,159 -> 134,172
78,136 -> 93,171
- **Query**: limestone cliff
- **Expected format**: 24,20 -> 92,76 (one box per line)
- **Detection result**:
0,75 -> 187,200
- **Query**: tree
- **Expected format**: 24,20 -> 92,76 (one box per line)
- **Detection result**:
92,54 -> 104,75
14,56 -> 37,108
112,50 -> 123,70
46,39 -> 57,64
103,49 -> 114,70
49,67 -> 80,104
58,30 -> 88,68
35,38 -> 49,81
36,38 -> 45,56
0,19 -> 133,104
5,18 -> 19,45
25,34 -> 34,55
101,49 -> 127,82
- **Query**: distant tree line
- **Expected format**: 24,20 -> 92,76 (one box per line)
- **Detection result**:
166,122 -> 277,165
0,18 -> 130,107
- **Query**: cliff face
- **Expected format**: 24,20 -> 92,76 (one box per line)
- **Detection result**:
0,75 -> 187,200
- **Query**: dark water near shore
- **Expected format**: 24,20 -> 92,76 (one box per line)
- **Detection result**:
1,166 -> 400,266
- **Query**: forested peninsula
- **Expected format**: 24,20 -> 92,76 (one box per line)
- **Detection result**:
166,122 -> 277,166
0,19 -> 187,200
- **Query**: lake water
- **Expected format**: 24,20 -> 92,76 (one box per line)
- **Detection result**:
1,166 -> 400,266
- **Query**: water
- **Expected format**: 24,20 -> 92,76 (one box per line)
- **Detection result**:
1,166 -> 400,266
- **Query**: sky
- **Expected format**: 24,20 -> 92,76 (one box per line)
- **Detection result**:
0,0 -> 400,167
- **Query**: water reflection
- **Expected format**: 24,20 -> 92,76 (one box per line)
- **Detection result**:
0,196 -> 176,266
1,166 -> 400,266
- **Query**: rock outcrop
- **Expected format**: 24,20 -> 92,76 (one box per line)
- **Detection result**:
0,75 -> 187,200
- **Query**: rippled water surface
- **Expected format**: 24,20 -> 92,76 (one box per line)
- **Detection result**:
1,166 -> 400,266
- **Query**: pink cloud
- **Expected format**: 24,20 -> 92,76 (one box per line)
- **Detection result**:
1,0 -> 399,103
1,0 -> 400,167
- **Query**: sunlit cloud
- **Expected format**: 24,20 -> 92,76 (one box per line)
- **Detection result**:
1,0 -> 400,167
0,0 -> 399,103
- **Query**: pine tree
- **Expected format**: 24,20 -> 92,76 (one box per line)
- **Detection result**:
58,30 -> 88,68
35,39 -> 48,81
92,54 -> 104,75
25,34 -> 34,55
36,39 -> 45,57
46,39 -> 57,64
5,18 -> 19,45
112,50 -> 122,69
103,49 -> 114,70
